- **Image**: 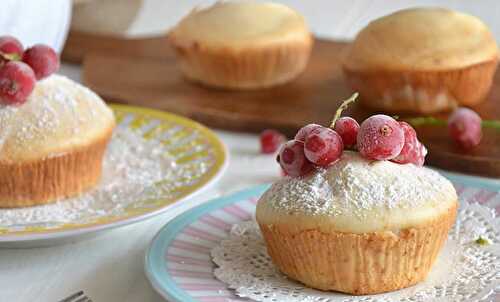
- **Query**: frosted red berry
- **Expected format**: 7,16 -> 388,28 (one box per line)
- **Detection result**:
414,143 -> 428,166
278,140 -> 315,177
392,121 -> 426,166
304,127 -> 343,166
448,108 -> 482,149
0,61 -> 36,105
260,129 -> 285,154
0,36 -> 23,57
357,115 -> 405,160
294,124 -> 322,142
334,117 -> 359,147
22,44 -> 59,80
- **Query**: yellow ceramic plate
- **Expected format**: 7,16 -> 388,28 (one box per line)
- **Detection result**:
0,104 -> 227,246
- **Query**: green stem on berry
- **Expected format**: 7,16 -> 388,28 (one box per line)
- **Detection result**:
330,92 -> 359,128
481,120 -> 500,129
407,116 -> 500,130
406,117 -> 446,127
1,53 -> 20,61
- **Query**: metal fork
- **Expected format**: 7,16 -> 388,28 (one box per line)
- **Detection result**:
57,291 -> 93,302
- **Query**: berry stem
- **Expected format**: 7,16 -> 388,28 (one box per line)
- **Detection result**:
481,120 -> 500,129
330,92 -> 358,128
407,117 -> 500,130
1,53 -> 20,61
407,117 -> 446,127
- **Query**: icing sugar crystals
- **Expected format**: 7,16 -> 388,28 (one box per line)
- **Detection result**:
263,168 -> 335,215
0,75 -> 107,147
0,104 -> 17,149
265,151 -> 453,217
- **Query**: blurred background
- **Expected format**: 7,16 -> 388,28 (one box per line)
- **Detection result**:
3,0 -> 500,52
1,1 -> 500,302
70,0 -> 500,39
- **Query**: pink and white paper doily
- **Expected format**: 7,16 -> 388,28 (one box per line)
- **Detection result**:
212,202 -> 500,302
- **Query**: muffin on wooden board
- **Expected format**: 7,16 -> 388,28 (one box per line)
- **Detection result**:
0,75 -> 115,207
343,8 -> 499,114
256,151 -> 457,294
168,1 -> 313,90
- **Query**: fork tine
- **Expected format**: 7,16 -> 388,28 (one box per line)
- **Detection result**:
74,296 -> 90,302
58,291 -> 84,302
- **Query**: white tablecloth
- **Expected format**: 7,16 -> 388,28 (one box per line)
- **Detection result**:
1,1 -> 500,301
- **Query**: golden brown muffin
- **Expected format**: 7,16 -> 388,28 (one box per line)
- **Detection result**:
343,8 -> 499,114
168,1 -> 313,89
256,151 -> 458,294
0,74 -> 115,207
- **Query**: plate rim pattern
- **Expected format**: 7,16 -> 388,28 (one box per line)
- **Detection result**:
145,172 -> 500,302
0,104 -> 228,242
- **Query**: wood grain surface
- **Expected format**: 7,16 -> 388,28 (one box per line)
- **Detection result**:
61,30 -> 172,63
80,36 -> 500,177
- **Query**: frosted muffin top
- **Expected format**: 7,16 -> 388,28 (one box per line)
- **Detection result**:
0,75 -> 115,162
257,151 -> 457,233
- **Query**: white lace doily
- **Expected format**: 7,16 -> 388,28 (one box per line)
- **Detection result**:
211,202 -> 500,302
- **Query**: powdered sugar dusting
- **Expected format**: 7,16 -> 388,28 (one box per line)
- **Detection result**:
0,126 -> 179,228
260,151 -> 455,217
0,74 -> 114,159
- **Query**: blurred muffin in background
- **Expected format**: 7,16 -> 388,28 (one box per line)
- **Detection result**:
168,1 -> 313,90
343,8 -> 499,114
71,0 -> 143,35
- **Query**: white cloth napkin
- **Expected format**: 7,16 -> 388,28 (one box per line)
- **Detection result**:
0,0 -> 71,53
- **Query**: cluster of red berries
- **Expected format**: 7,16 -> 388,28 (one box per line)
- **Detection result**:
278,116 -> 427,177
259,96 -> 483,177
0,36 -> 60,106
264,94 -> 426,177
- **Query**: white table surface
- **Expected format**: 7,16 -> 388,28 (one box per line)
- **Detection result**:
1,1 -> 500,301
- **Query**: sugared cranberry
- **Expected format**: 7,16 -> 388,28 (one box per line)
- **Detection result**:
448,108 -> 482,149
0,36 -> 23,58
392,121 -> 426,166
357,115 -> 405,160
22,44 -> 59,80
304,127 -> 343,166
260,129 -> 285,154
415,143 -> 428,166
0,61 -> 36,105
334,117 -> 359,147
278,140 -> 315,177
294,124 -> 322,142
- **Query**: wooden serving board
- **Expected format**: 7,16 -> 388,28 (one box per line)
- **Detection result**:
61,30 -> 171,64
76,35 -> 500,177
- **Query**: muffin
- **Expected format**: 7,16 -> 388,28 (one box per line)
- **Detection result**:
256,151 -> 457,294
0,74 -> 115,207
343,8 -> 499,114
168,1 -> 313,89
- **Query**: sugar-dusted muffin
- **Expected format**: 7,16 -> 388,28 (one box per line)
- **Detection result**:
168,1 -> 313,89
256,151 -> 457,294
0,75 -> 115,207
343,8 -> 499,114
